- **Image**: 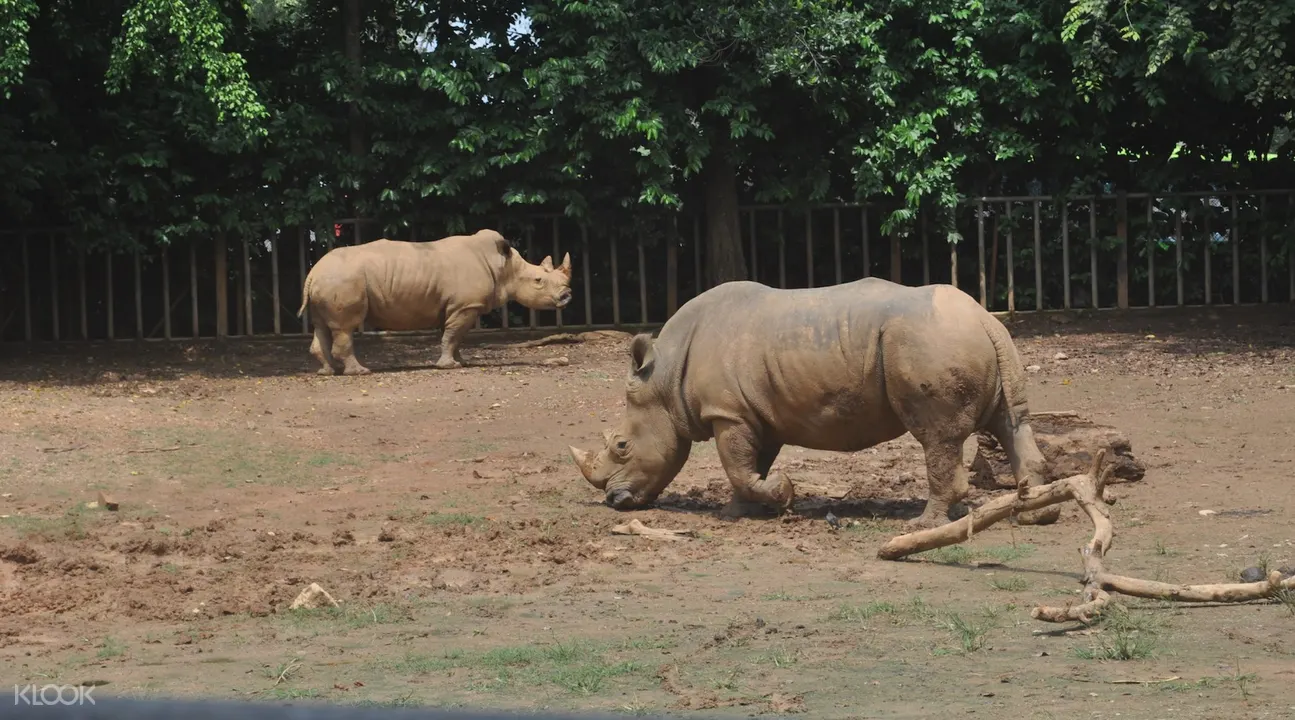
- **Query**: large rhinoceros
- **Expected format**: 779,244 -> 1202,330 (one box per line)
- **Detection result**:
297,229 -> 572,375
568,277 -> 1060,529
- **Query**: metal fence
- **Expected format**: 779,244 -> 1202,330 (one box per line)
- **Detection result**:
2,190 -> 1293,344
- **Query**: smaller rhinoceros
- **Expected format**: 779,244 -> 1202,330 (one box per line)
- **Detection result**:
297,229 -> 572,375
569,277 -> 1061,529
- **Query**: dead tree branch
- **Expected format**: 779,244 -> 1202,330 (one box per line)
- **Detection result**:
877,449 -> 1295,623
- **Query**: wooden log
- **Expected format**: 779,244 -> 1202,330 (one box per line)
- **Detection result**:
969,412 -> 1145,489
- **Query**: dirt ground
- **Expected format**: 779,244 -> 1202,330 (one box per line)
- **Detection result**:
2,305 -> 1294,719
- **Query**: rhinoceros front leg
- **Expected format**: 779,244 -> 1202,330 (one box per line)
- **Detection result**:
713,422 -> 792,519
434,307 -> 481,369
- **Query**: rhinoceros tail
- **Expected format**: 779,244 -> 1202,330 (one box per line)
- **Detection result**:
296,272 -> 314,318
978,313 -> 1030,430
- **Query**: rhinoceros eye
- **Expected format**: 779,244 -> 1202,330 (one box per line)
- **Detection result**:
615,440 -> 629,452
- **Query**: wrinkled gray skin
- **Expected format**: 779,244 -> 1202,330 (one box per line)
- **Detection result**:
569,278 -> 1060,529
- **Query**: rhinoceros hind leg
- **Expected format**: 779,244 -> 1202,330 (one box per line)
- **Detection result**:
989,409 -> 1060,526
905,439 -> 970,530
330,329 -> 372,376
309,326 -> 342,375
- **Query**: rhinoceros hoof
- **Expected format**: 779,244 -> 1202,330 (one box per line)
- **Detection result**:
316,367 -> 338,376
433,359 -> 463,370
342,366 -> 372,376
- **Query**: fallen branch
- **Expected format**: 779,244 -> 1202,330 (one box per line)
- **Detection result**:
878,449 -> 1295,623
124,444 -> 197,454
41,444 -> 88,454
611,518 -> 696,541
1031,410 -> 1081,418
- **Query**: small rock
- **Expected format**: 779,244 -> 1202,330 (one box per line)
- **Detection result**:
1278,565 -> 1295,580
542,356 -> 570,367
290,582 -> 339,610
434,569 -> 478,591
85,501 -> 99,510
1239,566 -> 1266,583
1,493 -> 11,499
97,491 -> 119,511
1053,352 -> 1068,361
1025,364 -> 1041,373
1198,509 -> 1217,516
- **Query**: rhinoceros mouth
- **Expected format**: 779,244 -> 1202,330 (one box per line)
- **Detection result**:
555,290 -> 573,308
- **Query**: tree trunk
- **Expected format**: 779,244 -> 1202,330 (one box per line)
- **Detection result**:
702,138 -> 746,288
344,0 -> 364,221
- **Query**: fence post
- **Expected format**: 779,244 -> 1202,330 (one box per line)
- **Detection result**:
1174,202 -> 1184,306
582,223 -> 593,326
49,235 -> 59,341
272,232 -> 282,335
805,212 -> 814,288
1005,201 -> 1015,314
1259,195 -> 1268,304
1289,192 -> 1295,303
1116,191 -> 1129,309
1230,194 -> 1240,305
777,210 -> 786,288
21,232 -> 31,342
106,251 -> 114,340
833,208 -> 843,286
1033,200 -> 1043,311
1146,199 -> 1155,308
527,226 -> 537,329
1062,203 -> 1071,309
977,200 -> 987,307
861,206 -> 870,278
666,222 -> 679,318
637,238 -> 648,325
1203,204 -> 1212,305
1089,200 -> 1099,309
77,245 -> 87,340
920,206 -> 929,286
162,246 -> 172,340
553,217 -> 563,328
215,233 -> 229,339
190,241 -> 200,338
610,233 -> 621,327
134,249 -> 144,339
298,229 -> 308,334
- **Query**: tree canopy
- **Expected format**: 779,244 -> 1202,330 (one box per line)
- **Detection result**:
1,0 -> 1292,277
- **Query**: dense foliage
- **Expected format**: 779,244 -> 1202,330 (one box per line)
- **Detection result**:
1,0 -> 1292,275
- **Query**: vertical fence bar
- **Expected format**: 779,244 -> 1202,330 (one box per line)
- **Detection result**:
271,233 -> 281,335
833,208 -> 842,286
748,210 -> 759,283
666,222 -> 678,319
298,230 -> 308,334
1289,192 -> 1295,303
861,207 -> 870,278
1259,195 -> 1268,304
610,233 -> 621,327
527,226 -> 537,329
1204,204 -> 1212,305
1174,204 -> 1184,306
49,236 -> 59,341
106,252 -> 115,340
190,242 -> 200,338
162,246 -> 172,339
78,246 -> 87,340
1089,200 -> 1099,309
133,249 -> 143,339
1062,204 -> 1071,309
21,233 -> 31,341
889,232 -> 902,283
553,217 -> 563,327
215,234 -> 228,339
977,200 -> 987,308
637,239 -> 648,325
1116,191 -> 1129,309
1005,201 -> 1015,314
950,236 -> 959,289
1230,194 -> 1240,305
693,216 -> 702,297
582,223 -> 593,326
1033,200 -> 1043,310
805,213 -> 814,288
1146,199 -> 1155,307
920,207 -> 929,286
242,237 -> 253,336
777,210 -> 786,288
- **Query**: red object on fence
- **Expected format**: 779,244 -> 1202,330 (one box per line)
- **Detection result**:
334,223 -> 342,238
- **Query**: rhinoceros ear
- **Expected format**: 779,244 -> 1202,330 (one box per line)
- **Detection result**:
540,255 -> 554,271
629,333 -> 656,378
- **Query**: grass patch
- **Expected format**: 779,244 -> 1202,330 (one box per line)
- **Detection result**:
829,601 -> 898,624
281,603 -> 410,631
1,504 -> 104,542
1274,588 -> 1295,617
761,644 -> 799,668
939,607 -> 1001,654
1073,603 -> 1164,661
917,543 -> 1036,565
97,637 -> 126,660
378,639 -> 646,697
425,512 -> 486,527
989,576 -> 1029,592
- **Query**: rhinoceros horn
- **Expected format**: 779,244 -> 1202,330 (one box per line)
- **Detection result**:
569,446 -> 606,489
558,252 -> 572,277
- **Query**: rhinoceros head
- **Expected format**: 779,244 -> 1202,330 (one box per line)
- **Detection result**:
569,334 -> 692,510
510,251 -> 574,310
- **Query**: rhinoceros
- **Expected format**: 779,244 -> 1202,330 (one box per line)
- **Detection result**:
297,229 -> 573,375
568,277 -> 1060,529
